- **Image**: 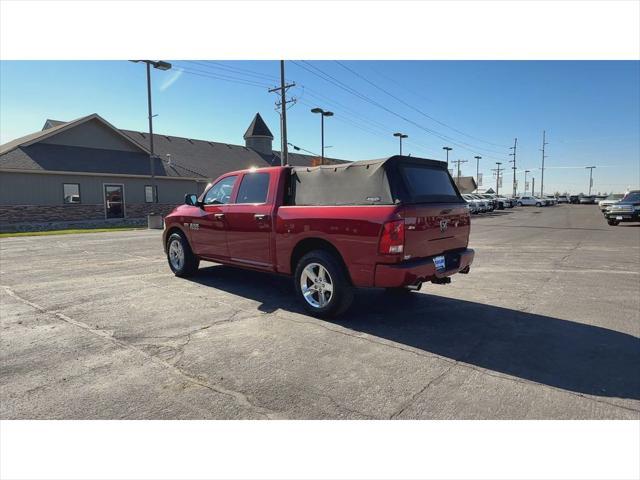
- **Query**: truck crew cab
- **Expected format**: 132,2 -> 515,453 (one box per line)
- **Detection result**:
163,156 -> 474,317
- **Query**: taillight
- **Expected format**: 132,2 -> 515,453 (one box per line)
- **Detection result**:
379,219 -> 405,255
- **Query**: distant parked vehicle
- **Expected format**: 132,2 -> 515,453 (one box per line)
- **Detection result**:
599,193 -> 625,212
473,194 -> 495,211
544,195 -> 558,205
557,195 -> 570,204
516,196 -> 543,207
469,194 -> 492,212
569,195 -> 580,204
604,190 -> 640,226
579,195 -> 596,204
462,194 -> 479,213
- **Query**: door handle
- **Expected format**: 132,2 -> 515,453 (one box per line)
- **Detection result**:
254,214 -> 268,221
214,213 -> 225,220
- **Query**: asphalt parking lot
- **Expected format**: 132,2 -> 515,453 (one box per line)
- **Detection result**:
1,205 -> 639,419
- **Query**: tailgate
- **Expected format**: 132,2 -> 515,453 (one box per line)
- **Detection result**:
399,203 -> 470,259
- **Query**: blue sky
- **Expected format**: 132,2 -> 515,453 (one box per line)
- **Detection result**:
1,60 -> 638,194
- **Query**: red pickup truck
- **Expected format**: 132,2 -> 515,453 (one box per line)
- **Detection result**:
163,156 -> 474,317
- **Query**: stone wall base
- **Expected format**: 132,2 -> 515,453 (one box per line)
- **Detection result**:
0,203 -> 177,232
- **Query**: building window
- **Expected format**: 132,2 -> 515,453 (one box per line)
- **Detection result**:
63,183 -> 80,204
145,185 -> 157,203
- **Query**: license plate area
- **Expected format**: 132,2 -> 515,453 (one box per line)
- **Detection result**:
434,255 -> 446,272
616,216 -> 623,220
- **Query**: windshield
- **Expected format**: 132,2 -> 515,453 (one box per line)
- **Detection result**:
606,194 -> 624,200
622,192 -> 640,203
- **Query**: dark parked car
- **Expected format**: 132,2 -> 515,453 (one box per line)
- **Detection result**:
604,190 -> 640,226
569,195 -> 580,204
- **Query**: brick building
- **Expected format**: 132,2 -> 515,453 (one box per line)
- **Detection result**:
0,113 -> 340,231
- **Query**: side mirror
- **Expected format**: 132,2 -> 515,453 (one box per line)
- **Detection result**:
185,193 -> 199,207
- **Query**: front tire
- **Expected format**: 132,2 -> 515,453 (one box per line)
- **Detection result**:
607,219 -> 620,226
167,232 -> 200,277
294,249 -> 354,318
517,202 -> 523,206
536,202 -> 542,207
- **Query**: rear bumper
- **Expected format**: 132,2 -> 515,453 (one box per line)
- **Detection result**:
374,248 -> 475,288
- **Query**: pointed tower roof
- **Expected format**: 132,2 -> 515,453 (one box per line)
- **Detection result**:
243,113 -> 273,139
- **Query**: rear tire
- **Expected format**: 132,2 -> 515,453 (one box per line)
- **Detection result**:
536,202 -> 542,207
167,232 -> 200,277
607,219 -> 620,226
294,249 -> 354,318
517,202 -> 523,206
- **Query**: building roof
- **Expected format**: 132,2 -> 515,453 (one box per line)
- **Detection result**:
0,113 -> 343,180
453,176 -> 478,194
243,112 -> 273,139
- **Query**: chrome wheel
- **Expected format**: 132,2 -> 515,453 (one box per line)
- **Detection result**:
299,262 -> 334,309
168,238 -> 185,271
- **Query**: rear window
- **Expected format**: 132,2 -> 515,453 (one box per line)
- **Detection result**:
398,164 -> 461,203
236,172 -> 269,203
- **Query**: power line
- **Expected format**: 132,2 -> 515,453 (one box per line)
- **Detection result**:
184,60 -> 280,82
334,61 -> 510,151
173,65 -> 271,89
291,60 -> 509,161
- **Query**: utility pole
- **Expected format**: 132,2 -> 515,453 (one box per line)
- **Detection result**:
540,130 -> 548,196
524,170 -> 531,195
493,162 -> 503,196
453,159 -> 468,187
474,156 -> 482,192
268,60 -> 295,166
586,166 -> 596,195
442,146 -> 452,168
509,137 -> 518,197
532,177 -> 535,197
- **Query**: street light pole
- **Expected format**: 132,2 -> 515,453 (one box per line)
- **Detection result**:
311,108 -> 334,165
524,170 -> 531,195
394,132 -> 408,155
586,166 -> 596,195
132,60 -> 172,204
474,155 -> 482,192
443,146 -> 452,168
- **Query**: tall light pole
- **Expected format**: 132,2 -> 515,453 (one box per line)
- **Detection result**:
132,60 -> 172,203
311,108 -> 334,165
443,146 -> 452,168
393,132 -> 408,155
495,162 -> 502,196
474,155 -> 482,192
524,170 -> 531,195
586,166 -> 596,195
532,177 -> 535,197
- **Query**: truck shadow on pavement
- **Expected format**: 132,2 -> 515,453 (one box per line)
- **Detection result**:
189,265 -> 640,401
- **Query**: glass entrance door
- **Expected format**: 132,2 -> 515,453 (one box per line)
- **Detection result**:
104,184 -> 125,219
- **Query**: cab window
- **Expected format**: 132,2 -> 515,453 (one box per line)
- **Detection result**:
236,172 -> 270,204
203,176 -> 237,205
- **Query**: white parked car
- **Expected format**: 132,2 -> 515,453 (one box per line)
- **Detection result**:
544,195 -> 558,205
557,195 -> 570,204
462,194 -> 479,213
516,195 -> 544,207
599,193 -> 624,212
